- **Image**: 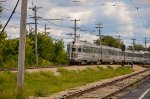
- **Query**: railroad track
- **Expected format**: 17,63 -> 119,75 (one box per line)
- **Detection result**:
57,68 -> 150,99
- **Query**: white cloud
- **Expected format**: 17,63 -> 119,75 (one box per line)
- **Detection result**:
1,0 -> 150,46
102,2 -> 133,32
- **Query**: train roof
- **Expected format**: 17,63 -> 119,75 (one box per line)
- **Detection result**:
68,41 -> 150,54
68,41 -> 122,51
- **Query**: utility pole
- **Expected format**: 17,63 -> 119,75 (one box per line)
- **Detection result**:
44,24 -> 50,35
131,38 -> 136,52
17,0 -> 28,91
117,35 -> 121,44
38,18 -> 63,35
116,35 -> 121,48
144,37 -> 147,48
96,23 -> 103,45
131,38 -> 136,68
29,6 -> 42,66
71,19 -> 80,43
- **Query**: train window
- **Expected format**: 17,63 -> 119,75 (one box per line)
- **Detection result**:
119,51 -> 122,56
110,50 -> 114,55
72,48 -> 76,52
90,47 -> 93,53
97,48 -> 100,53
103,49 -> 109,55
129,53 -> 131,57
78,48 -> 81,52
86,48 -> 90,53
94,48 -> 97,53
83,49 -> 86,52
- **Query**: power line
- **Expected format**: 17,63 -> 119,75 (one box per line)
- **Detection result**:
129,0 -> 150,43
0,0 -> 6,2
129,0 -> 137,9
7,25 -> 20,28
2,7 -> 95,34
39,16 -> 73,29
2,7 -> 33,16
0,0 -> 20,34
129,0 -> 149,33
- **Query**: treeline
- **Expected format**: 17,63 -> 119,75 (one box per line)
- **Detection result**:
0,32 -> 68,68
94,36 -> 124,48
94,36 -> 150,52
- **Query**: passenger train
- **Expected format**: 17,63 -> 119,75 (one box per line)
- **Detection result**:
67,41 -> 150,65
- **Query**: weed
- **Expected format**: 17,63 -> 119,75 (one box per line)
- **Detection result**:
107,65 -> 114,70
96,66 -> 104,71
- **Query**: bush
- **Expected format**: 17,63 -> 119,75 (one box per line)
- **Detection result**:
39,58 -> 52,66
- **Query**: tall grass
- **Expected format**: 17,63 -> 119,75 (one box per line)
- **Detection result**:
0,66 -> 133,98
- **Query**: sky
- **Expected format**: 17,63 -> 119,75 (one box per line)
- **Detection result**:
0,0 -> 150,47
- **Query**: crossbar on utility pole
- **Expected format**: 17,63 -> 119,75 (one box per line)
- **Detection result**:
71,19 -> 80,43
96,23 -> 103,45
17,0 -> 28,91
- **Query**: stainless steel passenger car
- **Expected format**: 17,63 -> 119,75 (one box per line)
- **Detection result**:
144,51 -> 150,64
67,41 -> 150,65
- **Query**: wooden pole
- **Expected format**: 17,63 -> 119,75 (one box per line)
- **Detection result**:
17,0 -> 28,90
34,6 -> 39,66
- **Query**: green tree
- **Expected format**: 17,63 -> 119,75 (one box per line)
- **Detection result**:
0,29 -> 68,68
2,39 -> 19,68
147,47 -> 150,52
54,40 -> 68,64
0,5 -> 6,66
25,36 -> 36,66
0,5 -> 2,12
37,33 -> 55,64
127,44 -> 145,51
94,36 -> 124,48
0,5 -> 6,41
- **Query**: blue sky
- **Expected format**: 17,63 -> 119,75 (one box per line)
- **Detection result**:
0,0 -> 150,47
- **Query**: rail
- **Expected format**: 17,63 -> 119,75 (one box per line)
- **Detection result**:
58,68 -> 150,99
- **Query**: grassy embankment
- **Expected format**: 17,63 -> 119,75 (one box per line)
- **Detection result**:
0,66 -> 133,99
